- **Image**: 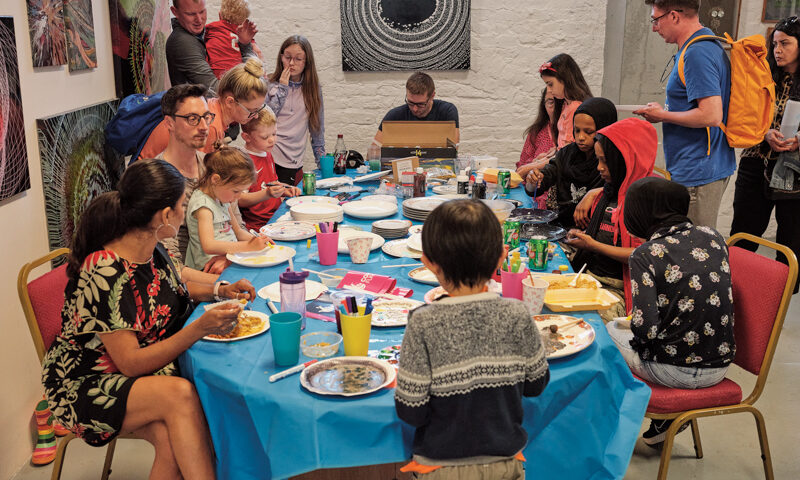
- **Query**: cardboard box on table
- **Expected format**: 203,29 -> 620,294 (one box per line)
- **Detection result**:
380,121 -> 458,178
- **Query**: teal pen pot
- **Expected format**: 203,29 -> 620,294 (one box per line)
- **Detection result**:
270,312 -> 302,366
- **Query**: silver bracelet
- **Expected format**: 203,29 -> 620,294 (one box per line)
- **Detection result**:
214,281 -> 230,301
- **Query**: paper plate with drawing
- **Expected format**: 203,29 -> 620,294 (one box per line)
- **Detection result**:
109,0 -> 172,97
63,0 -> 97,71
26,0 -> 68,67
340,0 -> 470,71
37,101 -> 124,257
0,17 -> 31,202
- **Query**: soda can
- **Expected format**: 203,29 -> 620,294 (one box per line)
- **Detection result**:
302,172 -> 316,195
497,170 -> 511,196
503,219 -> 520,249
528,235 -> 549,271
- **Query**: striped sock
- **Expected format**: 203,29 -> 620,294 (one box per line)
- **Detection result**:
32,400 -> 57,466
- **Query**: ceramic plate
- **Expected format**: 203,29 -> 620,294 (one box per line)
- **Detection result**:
260,221 -> 316,241
408,225 -> 423,235
353,170 -> 392,182
361,195 -> 398,204
406,234 -> 422,252
369,345 -> 401,364
316,176 -> 353,189
409,266 -> 439,285
438,193 -> 469,200
371,299 -> 423,327
203,311 -> 270,342
382,239 -> 423,259
257,280 -> 327,303
533,314 -> 596,359
226,245 -> 296,267
423,286 -> 448,303
330,185 -> 363,193
402,197 -> 447,212
432,185 -> 457,195
337,230 -> 385,253
342,200 -> 398,219
373,219 -> 412,230
300,357 -> 396,397
285,196 -> 339,207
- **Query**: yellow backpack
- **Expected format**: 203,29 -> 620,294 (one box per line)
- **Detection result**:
678,33 -> 775,150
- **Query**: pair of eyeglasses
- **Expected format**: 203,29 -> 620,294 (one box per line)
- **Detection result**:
172,112 -> 215,126
405,96 -> 431,109
660,54 -> 676,84
282,54 -> 305,64
650,9 -> 683,25
236,100 -> 267,119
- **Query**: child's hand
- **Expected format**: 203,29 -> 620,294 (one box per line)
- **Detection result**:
237,19 -> 258,45
525,169 -> 543,188
283,186 -> 301,197
279,67 -> 291,85
267,184 -> 286,198
246,234 -> 272,251
563,229 -> 595,251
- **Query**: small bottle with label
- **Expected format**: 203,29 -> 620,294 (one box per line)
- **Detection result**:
456,170 -> 469,195
413,167 -> 426,197
472,173 -> 487,199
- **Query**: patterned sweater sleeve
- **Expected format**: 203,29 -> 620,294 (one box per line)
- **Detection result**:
629,248 -> 662,348
521,311 -> 550,397
394,311 -> 432,427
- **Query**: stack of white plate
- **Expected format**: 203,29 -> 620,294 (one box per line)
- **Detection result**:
372,219 -> 412,239
285,196 -> 339,208
290,202 -> 344,223
402,197 -> 447,221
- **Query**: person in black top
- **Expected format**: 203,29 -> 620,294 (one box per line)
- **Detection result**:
372,72 -> 459,146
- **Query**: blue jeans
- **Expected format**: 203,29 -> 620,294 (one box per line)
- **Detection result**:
606,321 -> 728,389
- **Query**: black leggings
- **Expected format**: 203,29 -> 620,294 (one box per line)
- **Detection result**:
730,156 -> 800,293
275,164 -> 303,186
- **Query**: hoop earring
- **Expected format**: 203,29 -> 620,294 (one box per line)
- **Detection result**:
154,223 -> 179,242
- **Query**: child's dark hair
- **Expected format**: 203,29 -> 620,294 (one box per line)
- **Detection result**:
540,53 -> 593,135
421,200 -> 503,289
523,87 -> 557,146
67,159 -> 186,280
199,147 -> 256,188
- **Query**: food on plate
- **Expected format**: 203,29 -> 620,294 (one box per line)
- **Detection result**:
545,275 -> 598,290
206,311 -> 264,340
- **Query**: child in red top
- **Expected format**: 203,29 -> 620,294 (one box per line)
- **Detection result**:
205,0 -> 263,79
239,108 -> 300,230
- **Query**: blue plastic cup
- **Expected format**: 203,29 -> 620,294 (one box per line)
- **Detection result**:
270,312 -> 302,366
320,154 -> 335,179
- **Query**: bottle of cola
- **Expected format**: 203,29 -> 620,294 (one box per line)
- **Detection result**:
333,134 -> 347,174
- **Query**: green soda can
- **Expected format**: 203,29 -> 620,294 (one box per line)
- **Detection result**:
302,172 -> 316,195
497,169 -> 511,196
528,235 -> 549,271
503,219 -> 520,249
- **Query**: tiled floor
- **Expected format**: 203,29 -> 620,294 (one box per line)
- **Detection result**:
11,295 -> 800,479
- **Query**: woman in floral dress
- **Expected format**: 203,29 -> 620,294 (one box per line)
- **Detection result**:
42,160 -> 255,479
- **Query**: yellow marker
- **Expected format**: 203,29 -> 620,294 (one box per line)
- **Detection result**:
307,239 -> 312,249
314,224 -> 321,233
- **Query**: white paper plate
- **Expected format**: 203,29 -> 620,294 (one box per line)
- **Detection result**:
361,195 -> 398,204
342,200 -> 398,219
330,185 -> 363,193
371,299 -> 423,327
337,230 -> 385,253
409,266 -> 439,285
316,176 -> 353,189
226,245 -> 296,267
353,170 -> 391,182
533,314 -> 596,359
406,234 -> 423,252
257,280 -> 328,303
300,357 -> 396,397
382,238 -> 423,259
260,221 -> 316,241
203,311 -> 270,342
285,196 -> 339,207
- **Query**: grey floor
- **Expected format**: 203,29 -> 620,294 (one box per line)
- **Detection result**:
11,298 -> 800,480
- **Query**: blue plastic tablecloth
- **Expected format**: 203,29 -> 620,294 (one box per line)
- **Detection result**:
179,183 -> 650,480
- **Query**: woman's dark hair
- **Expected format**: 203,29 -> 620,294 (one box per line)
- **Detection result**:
421,200 -> 503,289
269,35 -> 322,134
768,16 -> 800,99
596,133 -> 627,199
540,53 -> 593,135
523,87 -> 557,147
67,159 -> 186,279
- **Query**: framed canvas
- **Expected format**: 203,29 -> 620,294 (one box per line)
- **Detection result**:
762,0 -> 798,23
0,17 -> 32,202
699,0 -> 741,38
63,0 -> 97,71
26,0 -> 68,67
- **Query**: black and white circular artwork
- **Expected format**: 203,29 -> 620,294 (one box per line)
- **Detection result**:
340,0 -> 471,71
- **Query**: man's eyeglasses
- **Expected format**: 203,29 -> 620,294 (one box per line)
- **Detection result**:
173,112 -> 215,126
283,54 -> 306,64
236,100 -> 267,119
650,9 -> 683,25
405,96 -> 431,109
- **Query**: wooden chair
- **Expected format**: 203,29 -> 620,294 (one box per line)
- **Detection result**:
18,249 -> 129,480
636,233 -> 797,479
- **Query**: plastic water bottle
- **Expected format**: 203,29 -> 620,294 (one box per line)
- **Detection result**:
279,268 -> 309,329
333,134 -> 347,174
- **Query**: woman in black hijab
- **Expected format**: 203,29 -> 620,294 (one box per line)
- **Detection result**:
524,97 -> 617,229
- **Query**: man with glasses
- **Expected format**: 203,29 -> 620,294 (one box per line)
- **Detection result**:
634,0 -> 734,230
372,72 -> 460,146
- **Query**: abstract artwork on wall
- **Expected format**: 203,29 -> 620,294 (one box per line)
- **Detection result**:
0,17 -> 32,202
63,0 -> 97,71
26,0 -> 68,67
340,0 -> 471,71
37,101 -> 124,256
109,0 -> 172,97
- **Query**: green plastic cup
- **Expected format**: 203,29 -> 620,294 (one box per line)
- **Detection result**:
270,312 -> 302,366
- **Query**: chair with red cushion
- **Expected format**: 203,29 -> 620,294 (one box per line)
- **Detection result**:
636,233 -> 797,479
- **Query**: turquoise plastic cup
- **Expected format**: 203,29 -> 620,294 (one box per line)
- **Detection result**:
320,154 -> 335,178
270,312 -> 302,366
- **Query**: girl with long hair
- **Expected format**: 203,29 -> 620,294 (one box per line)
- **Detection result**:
539,53 -> 593,149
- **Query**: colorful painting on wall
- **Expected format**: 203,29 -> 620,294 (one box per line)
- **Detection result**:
109,0 -> 172,96
37,101 -> 124,255
0,17 -> 32,202
63,0 -> 97,71
26,0 -> 68,67
340,0 -> 471,71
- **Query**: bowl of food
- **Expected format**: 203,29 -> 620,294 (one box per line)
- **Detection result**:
301,331 -> 343,358
480,199 -> 516,223
316,268 -> 348,288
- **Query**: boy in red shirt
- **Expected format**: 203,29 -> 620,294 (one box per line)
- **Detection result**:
239,108 -> 300,230
205,0 -> 263,79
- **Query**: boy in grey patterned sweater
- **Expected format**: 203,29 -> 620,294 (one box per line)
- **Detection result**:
395,200 -> 550,479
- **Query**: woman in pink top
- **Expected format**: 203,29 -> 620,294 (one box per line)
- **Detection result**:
539,53 -> 593,149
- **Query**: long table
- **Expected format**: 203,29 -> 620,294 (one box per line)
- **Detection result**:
179,182 -> 650,479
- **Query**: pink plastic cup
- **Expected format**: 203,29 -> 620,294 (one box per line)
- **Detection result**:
316,231 -> 339,266
500,268 -> 529,300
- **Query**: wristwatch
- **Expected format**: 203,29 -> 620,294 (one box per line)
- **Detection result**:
214,281 -> 230,301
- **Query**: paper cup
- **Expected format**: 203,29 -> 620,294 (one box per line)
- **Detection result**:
522,276 -> 549,315
270,312 -> 302,366
316,231 -> 339,266
340,312 -> 372,356
500,268 -> 529,300
346,236 -> 372,264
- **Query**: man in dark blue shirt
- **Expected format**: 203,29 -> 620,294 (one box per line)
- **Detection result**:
373,72 -> 460,145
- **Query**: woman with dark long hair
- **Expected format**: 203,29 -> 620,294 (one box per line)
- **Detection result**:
42,160 -> 255,479
539,53 -> 593,149
267,35 -> 325,185
730,16 -> 800,293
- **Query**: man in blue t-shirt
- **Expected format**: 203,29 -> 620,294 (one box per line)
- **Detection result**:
372,72 -> 460,146
634,0 -> 735,230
